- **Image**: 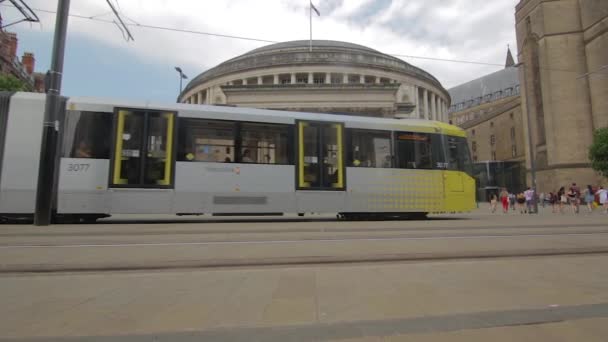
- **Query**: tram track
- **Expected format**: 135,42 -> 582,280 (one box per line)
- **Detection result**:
0,222 -> 606,238
2,229 -> 608,248
2,247 -> 608,274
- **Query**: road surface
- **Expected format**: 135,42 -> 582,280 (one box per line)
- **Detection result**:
1,210 -> 607,341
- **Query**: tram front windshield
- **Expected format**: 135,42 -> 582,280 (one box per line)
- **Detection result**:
447,136 -> 473,175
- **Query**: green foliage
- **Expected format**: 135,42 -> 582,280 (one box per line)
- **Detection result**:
589,127 -> 608,178
0,74 -> 27,91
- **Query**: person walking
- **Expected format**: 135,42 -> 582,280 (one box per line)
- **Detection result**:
500,188 -> 509,214
569,183 -> 581,214
548,191 -> 557,213
584,185 -> 595,213
539,192 -> 546,208
509,192 -> 516,211
524,187 -> 535,214
596,186 -> 608,214
516,192 -> 526,214
489,193 -> 498,213
557,186 -> 567,214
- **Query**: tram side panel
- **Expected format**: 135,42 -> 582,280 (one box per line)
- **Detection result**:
346,168 -> 445,213
0,93 -> 46,214
56,158 -> 110,214
443,171 -> 476,212
174,162 -> 297,214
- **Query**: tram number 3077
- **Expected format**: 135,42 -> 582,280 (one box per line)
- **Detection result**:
67,163 -> 90,172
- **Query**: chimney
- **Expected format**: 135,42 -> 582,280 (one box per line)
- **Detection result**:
8,33 -> 18,58
21,52 -> 35,74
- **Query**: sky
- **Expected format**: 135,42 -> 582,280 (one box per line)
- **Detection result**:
1,0 -> 519,103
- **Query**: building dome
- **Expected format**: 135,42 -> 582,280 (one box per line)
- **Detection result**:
179,40 -> 450,121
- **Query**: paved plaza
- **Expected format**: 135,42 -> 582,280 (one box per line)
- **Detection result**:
0,208 -> 607,341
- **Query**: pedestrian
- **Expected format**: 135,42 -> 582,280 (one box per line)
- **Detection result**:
489,193 -> 498,213
584,185 -> 595,213
524,187 -> 535,214
539,192 -> 546,208
596,186 -> 608,214
569,183 -> 580,214
500,188 -> 509,213
548,191 -> 557,213
509,192 -> 516,211
516,192 -> 526,214
557,186 -> 567,214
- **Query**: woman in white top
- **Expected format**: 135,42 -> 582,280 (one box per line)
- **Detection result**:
596,186 -> 608,214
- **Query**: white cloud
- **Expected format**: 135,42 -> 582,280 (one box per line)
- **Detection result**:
5,0 -> 519,90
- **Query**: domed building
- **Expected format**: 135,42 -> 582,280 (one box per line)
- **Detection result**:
179,40 -> 450,121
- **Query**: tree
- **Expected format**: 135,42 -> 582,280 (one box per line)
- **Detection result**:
0,74 -> 27,91
589,127 -> 608,178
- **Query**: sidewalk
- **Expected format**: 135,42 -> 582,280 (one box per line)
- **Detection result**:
1,254 -> 608,340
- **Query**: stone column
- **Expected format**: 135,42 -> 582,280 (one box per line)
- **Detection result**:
242,78 -> 248,85
412,86 -> 420,118
375,76 -> 380,84
431,93 -> 437,121
308,73 -> 314,84
325,73 -> 331,84
359,75 -> 365,84
273,74 -> 279,85
290,73 -> 296,84
257,76 -> 263,85
423,89 -> 429,120
342,74 -> 348,84
414,86 -> 420,118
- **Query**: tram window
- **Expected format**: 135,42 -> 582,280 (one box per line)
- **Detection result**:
62,111 -> 112,159
177,119 -> 235,163
239,123 -> 290,164
348,129 -> 391,168
447,136 -> 473,174
395,132 -> 433,169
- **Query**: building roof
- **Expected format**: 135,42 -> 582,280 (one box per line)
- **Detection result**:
448,66 -> 520,110
181,40 -> 447,97
246,40 -> 380,55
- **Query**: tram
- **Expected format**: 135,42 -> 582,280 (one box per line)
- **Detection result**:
0,92 -> 475,222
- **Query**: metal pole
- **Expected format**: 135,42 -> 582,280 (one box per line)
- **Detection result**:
520,63 -> 538,214
34,0 -> 70,226
179,71 -> 183,93
309,1 -> 312,52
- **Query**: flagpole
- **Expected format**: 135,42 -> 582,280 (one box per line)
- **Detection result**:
309,0 -> 312,52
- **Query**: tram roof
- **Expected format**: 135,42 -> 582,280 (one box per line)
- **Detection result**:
64,94 -> 466,138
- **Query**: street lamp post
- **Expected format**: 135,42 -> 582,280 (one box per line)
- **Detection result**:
175,66 -> 188,98
514,62 -> 538,214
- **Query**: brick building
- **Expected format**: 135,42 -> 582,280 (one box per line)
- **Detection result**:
0,19 -> 44,92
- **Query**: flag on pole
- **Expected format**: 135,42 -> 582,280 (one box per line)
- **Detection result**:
311,1 -> 320,16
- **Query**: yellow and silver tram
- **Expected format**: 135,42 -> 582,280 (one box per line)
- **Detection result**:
0,92 -> 475,222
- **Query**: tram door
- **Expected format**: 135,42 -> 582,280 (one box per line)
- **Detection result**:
296,121 -> 345,190
108,109 -> 176,212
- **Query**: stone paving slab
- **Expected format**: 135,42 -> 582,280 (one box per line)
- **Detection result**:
1,254 -> 608,340
1,231 -> 608,272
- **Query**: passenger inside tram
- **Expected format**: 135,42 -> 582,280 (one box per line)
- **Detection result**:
241,149 -> 254,163
74,141 -> 92,158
